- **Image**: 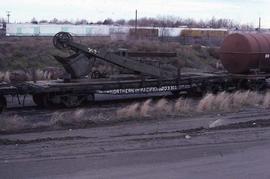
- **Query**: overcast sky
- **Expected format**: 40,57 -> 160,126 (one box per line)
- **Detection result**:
1,0 -> 269,28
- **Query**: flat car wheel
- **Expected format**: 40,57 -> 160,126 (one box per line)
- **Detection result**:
32,94 -> 50,107
0,95 -> 7,113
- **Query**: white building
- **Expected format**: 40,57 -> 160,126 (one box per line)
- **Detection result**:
6,23 -> 185,37
6,23 -> 113,36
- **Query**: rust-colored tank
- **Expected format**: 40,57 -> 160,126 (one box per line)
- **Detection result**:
220,33 -> 270,74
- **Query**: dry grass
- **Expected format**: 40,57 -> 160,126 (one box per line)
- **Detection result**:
117,98 -> 185,119
116,103 -> 140,118
197,93 -> 216,112
263,92 -> 270,108
139,99 -> 153,117
0,108 -> 109,133
73,109 -> 86,119
117,90 -> 270,119
230,91 -> 262,109
49,109 -> 108,127
2,90 -> 270,132
116,98 -> 174,118
0,115 -> 26,131
218,92 -> 232,111
50,112 -> 65,125
197,91 -> 263,113
0,69 -> 60,83
0,72 -> 10,83
174,98 -> 192,113
154,98 -> 173,114
0,36 -> 218,74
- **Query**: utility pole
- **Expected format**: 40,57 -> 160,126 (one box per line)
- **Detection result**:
259,17 -> 261,32
6,11 -> 11,23
135,9 -> 138,38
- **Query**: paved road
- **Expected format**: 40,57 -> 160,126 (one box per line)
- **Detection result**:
2,140 -> 270,179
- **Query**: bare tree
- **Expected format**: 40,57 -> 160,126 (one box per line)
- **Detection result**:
49,18 -> 59,24
31,17 -> 38,24
115,19 -> 126,25
13,16 -> 251,30
103,18 -> 113,25
39,19 -> 48,24
75,19 -> 88,25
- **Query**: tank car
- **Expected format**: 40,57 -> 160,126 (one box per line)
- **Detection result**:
220,33 -> 270,74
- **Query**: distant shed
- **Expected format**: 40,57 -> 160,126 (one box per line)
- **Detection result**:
129,28 -> 159,40
180,28 -> 228,39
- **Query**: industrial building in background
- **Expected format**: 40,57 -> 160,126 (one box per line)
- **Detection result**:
5,23 -> 184,37
5,23 -> 230,44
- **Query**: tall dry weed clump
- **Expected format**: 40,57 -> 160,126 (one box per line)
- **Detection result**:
214,92 -> 232,111
29,109 -> 107,130
50,109 -> 105,126
73,109 -> 86,119
0,115 -> 26,131
263,92 -> 270,108
231,91 -> 263,108
140,99 -> 153,117
116,103 -> 140,118
50,112 -> 65,125
196,91 -> 264,113
154,98 -> 173,114
116,90 -> 269,119
117,98 -> 192,119
174,98 -> 192,113
0,71 -> 10,83
116,98 -> 174,118
26,69 -> 53,81
0,69 -> 56,83
39,70 -> 52,80
196,93 -> 216,112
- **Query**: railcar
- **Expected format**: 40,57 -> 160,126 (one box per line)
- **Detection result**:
0,32 -> 269,112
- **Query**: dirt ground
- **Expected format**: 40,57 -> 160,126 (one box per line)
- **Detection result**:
1,94 -> 270,178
